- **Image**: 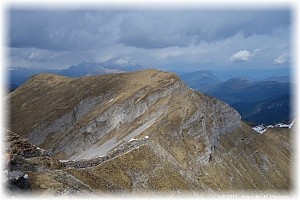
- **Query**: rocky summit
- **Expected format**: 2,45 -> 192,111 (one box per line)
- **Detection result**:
5,69 -> 293,195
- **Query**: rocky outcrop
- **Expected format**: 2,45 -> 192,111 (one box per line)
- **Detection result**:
5,130 -> 48,158
5,170 -> 31,194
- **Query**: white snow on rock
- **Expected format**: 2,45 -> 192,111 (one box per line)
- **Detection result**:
276,119 -> 296,128
252,119 -> 296,134
252,125 -> 267,134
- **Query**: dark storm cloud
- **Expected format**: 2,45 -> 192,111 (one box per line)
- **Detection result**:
185,11 -> 290,40
117,10 -> 290,49
9,10 -> 290,50
117,12 -> 189,49
9,10 -> 120,50
8,9 -> 290,70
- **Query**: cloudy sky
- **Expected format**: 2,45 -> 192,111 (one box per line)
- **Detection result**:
8,9 -> 291,71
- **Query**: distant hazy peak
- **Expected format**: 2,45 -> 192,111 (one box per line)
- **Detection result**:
225,77 -> 251,82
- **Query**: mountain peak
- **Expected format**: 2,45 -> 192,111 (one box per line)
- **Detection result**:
221,77 -> 252,89
9,69 -> 239,161
226,77 -> 251,82
180,70 -> 221,92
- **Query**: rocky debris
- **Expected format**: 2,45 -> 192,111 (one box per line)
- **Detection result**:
5,170 -> 31,193
4,129 -> 97,195
5,130 -> 48,158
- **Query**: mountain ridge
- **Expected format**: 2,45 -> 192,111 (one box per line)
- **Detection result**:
9,69 -> 240,161
9,66 -> 292,125
6,69 -> 292,194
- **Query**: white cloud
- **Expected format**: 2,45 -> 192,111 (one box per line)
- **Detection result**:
230,50 -> 251,63
274,53 -> 289,64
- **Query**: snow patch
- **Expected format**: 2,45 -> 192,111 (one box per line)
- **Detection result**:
252,125 -> 267,134
277,119 -> 296,128
252,119 -> 296,134
189,87 -> 195,91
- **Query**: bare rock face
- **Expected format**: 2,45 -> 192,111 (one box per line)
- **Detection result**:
6,69 -> 292,195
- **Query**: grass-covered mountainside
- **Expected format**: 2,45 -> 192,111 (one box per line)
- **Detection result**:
6,70 -> 293,195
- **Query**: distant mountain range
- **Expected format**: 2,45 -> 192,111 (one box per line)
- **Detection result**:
179,70 -> 221,92
59,61 -> 145,77
205,78 -> 290,105
232,94 -> 291,125
180,70 -> 292,125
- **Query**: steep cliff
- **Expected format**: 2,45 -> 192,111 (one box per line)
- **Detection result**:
6,69 -> 292,195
